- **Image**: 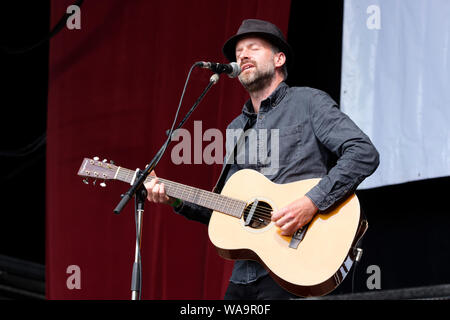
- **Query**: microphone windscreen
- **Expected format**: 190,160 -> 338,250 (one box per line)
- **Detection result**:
228,62 -> 241,78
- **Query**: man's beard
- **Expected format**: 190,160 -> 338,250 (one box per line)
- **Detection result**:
238,61 -> 275,93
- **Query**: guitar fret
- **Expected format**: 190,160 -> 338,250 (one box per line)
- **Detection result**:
83,162 -> 245,218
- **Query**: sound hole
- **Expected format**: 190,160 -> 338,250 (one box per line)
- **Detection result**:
243,200 -> 272,229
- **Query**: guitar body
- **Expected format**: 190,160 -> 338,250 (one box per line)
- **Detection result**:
77,158 -> 367,297
208,169 -> 364,297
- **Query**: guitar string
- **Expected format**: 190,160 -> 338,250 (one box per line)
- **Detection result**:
88,164 -> 251,215
115,168 -> 275,220
115,169 -> 275,220
116,169 -> 276,220
149,174 -> 276,219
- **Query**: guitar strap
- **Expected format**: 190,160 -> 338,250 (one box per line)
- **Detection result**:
212,117 -> 252,194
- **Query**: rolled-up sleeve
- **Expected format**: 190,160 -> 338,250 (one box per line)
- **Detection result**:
305,90 -> 380,211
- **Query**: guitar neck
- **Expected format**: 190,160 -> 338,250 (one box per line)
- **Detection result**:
114,167 -> 245,218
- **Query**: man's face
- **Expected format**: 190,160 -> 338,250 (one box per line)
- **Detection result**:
235,37 -> 277,92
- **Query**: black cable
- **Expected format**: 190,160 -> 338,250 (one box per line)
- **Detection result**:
351,259 -> 359,294
351,244 -> 365,294
0,133 -> 46,157
142,62 -> 199,177
1,0 -> 84,54
1,149 -> 45,182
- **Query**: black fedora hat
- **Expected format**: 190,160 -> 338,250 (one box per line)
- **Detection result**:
222,19 -> 293,68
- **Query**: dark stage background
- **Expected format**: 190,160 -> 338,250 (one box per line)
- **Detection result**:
0,0 -> 449,300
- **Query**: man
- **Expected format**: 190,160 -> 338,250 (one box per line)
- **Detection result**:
145,19 -> 379,299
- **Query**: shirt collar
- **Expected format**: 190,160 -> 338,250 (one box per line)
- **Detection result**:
242,82 -> 289,117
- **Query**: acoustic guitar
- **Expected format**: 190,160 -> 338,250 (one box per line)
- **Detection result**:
78,157 -> 367,297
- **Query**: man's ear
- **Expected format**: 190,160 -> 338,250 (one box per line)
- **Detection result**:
274,52 -> 286,68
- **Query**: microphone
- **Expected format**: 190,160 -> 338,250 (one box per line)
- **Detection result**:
196,61 -> 241,78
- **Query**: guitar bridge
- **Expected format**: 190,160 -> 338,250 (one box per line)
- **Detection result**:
289,226 -> 308,249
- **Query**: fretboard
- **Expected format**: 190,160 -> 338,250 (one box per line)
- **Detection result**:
115,167 -> 246,218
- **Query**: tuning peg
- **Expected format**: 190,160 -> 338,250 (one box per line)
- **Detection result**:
102,159 -> 108,163
83,178 -> 89,185
100,181 -> 107,188
93,156 -> 100,161
110,160 -> 115,165
92,179 -> 97,186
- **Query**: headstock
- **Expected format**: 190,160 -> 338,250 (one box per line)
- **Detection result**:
77,157 -> 118,187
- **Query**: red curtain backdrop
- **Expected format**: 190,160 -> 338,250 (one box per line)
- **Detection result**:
46,0 -> 291,299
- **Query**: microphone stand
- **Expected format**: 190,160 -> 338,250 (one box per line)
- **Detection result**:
113,72 -> 220,300
131,184 -> 146,300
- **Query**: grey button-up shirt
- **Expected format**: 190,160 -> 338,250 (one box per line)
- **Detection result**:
175,82 -> 379,284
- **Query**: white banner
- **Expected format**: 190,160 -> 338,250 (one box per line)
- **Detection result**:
341,0 -> 450,189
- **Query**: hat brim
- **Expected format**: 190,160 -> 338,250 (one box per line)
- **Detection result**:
222,32 -> 293,68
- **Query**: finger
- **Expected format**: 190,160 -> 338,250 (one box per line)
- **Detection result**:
150,170 -> 157,177
152,183 -> 161,202
144,180 -> 156,202
147,180 -> 159,202
275,212 -> 295,227
150,177 -> 160,202
271,208 -> 287,221
280,219 -> 299,236
158,183 -> 170,203
144,178 -> 156,190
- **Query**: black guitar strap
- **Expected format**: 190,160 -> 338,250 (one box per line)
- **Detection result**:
212,118 -> 252,194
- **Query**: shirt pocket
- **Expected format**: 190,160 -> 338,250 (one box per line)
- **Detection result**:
275,124 -> 303,164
